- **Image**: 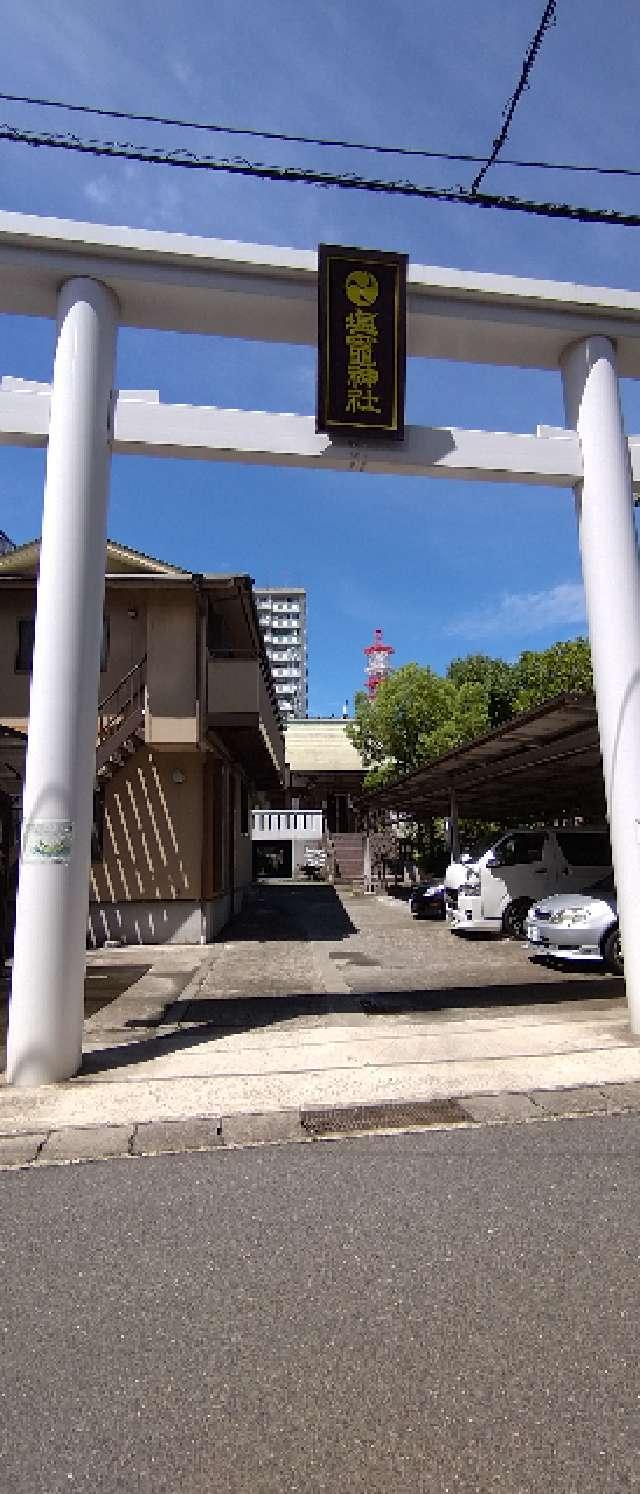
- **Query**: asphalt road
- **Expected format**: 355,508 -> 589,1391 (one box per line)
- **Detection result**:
2,1115 -> 639,1493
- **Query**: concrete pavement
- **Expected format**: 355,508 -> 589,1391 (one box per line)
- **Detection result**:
2,881 -> 640,1163
3,1118 -> 640,1491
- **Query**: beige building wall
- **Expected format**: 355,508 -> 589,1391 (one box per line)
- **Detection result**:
0,588 -> 35,733
90,749 -> 255,945
0,585 -> 149,735
92,749 -> 203,904
0,558 -> 277,945
146,595 -> 198,745
100,589 -> 148,700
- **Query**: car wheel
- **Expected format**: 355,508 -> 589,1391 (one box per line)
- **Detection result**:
502,898 -> 533,940
603,925 -> 624,975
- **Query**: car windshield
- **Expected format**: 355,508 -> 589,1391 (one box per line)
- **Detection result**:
461,837 -> 495,861
586,873 -> 616,898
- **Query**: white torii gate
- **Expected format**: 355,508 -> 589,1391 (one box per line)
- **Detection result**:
2,210 -> 640,1083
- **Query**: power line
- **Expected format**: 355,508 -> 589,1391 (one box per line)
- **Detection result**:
2,120 -> 640,229
471,0 -> 558,193
1,84 -> 639,181
2,87 -> 476,161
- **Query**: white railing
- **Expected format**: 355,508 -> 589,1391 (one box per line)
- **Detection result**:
251,809 -> 324,838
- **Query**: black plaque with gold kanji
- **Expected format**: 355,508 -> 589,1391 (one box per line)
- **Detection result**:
317,244 -> 407,441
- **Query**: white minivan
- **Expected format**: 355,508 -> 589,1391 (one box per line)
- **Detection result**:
446,826 -> 611,939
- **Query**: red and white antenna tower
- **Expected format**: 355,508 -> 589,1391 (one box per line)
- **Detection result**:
364,627 -> 395,698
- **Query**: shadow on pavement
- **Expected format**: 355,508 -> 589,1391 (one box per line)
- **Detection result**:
0,965 -> 152,1048
80,976 -> 625,1076
228,882 -> 357,942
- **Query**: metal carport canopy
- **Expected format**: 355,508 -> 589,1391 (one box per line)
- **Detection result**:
360,693 -> 605,822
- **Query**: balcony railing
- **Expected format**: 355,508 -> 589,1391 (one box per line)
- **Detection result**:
252,810 -> 324,837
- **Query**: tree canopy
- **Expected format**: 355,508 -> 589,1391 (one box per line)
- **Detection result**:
511,638 -> 592,712
346,664 -> 489,787
346,637 -> 593,788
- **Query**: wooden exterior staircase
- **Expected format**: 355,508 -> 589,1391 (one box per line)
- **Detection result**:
96,656 -> 147,785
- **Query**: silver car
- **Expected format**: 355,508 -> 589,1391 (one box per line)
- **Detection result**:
525,875 -> 622,974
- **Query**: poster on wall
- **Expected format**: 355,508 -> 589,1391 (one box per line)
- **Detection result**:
317,244 -> 407,441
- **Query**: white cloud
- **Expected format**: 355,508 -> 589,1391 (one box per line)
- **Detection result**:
169,56 -> 197,90
82,162 -> 185,230
84,177 -> 115,209
445,582 -> 586,640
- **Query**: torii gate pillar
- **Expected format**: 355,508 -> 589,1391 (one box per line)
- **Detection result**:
7,278 -> 118,1084
562,335 -> 640,1033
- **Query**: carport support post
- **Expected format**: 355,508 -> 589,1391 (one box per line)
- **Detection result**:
7,278 -> 118,1085
562,335 -> 640,1032
449,790 -> 460,861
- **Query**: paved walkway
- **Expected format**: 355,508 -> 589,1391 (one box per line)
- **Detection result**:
2,881 -> 640,1164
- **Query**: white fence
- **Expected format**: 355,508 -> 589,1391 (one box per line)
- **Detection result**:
251,810 -> 324,839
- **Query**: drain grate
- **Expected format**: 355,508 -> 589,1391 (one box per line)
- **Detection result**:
300,1098 -> 469,1136
329,952 -> 380,967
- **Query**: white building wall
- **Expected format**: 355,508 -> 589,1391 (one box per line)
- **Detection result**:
254,587 -> 308,720
251,808 -> 324,874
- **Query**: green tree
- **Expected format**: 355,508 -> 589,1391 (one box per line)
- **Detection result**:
512,637 -> 592,712
446,653 -> 518,727
420,681 -> 490,758
346,664 -> 490,787
348,640 -> 593,791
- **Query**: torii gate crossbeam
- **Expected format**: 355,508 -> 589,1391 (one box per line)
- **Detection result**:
3,380 -> 640,490
2,211 -> 640,1083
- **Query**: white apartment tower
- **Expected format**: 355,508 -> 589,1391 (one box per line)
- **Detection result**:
254,587 -> 308,720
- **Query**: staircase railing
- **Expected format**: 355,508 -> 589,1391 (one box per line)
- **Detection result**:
96,656 -> 147,771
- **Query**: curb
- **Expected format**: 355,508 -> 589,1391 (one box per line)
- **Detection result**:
2,1079 -> 640,1170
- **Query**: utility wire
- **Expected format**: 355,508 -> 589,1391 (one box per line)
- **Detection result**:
2,120 -> 640,229
1,87 -> 480,161
471,0 -> 558,192
0,84 -> 638,181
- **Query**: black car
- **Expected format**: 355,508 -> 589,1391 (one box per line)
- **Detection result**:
410,881 -> 446,919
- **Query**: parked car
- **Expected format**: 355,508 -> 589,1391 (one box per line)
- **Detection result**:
525,875 -> 621,973
448,826 -> 612,940
444,841 -> 494,917
410,881 -> 446,919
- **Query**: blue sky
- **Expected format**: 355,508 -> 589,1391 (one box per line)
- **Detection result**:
1,0 -> 640,713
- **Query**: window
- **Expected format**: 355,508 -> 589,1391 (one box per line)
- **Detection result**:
556,831 -> 611,867
15,617 -> 35,673
494,832 -> 546,867
588,872 -> 615,898
17,615 -> 110,673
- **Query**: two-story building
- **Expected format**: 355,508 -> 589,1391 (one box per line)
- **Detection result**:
0,539 -> 284,945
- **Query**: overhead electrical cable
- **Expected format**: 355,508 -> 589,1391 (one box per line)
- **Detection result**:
0,85 -> 638,181
471,0 -> 558,192
2,121 -> 640,229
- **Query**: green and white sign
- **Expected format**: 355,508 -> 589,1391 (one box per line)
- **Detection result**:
23,819 -> 74,864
